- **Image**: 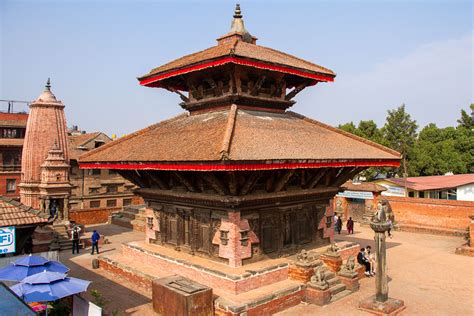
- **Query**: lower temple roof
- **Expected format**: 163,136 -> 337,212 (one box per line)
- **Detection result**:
79,106 -> 400,171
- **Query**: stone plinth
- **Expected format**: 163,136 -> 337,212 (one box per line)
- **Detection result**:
320,254 -> 342,273
152,276 -> 213,316
337,273 -> 360,292
359,296 -> 406,315
288,264 -> 316,283
304,285 -> 331,306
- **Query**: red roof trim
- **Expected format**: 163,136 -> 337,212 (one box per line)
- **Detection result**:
139,57 -> 335,86
80,160 -> 400,171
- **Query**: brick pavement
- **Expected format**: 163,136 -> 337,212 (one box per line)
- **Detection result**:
60,223 -> 474,315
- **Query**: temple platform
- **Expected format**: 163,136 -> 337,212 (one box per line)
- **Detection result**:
97,240 -> 362,314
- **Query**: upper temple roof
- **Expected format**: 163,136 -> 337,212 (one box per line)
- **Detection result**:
79,106 -> 400,170
138,5 -> 335,88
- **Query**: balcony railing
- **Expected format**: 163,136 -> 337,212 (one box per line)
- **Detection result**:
0,164 -> 21,172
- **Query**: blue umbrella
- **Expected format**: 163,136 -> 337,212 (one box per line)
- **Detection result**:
0,255 -> 69,282
10,271 -> 90,303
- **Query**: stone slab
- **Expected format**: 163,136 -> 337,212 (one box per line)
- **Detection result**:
359,296 -> 406,315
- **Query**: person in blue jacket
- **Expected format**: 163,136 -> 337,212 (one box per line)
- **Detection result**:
91,230 -> 100,255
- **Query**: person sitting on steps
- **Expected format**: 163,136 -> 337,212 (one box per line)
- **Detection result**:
357,247 -> 373,277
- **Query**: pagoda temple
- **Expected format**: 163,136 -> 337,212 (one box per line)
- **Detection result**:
80,5 -> 400,268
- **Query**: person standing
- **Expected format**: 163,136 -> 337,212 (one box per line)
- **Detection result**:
336,216 -> 343,234
347,217 -> 354,234
71,226 -> 81,254
91,230 -> 100,255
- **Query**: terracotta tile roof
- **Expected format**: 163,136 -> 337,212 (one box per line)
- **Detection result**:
0,138 -> 24,147
342,180 -> 387,193
0,120 -> 27,127
79,107 -> 400,167
68,132 -> 103,161
383,174 -> 474,191
139,40 -> 335,81
0,197 -> 48,227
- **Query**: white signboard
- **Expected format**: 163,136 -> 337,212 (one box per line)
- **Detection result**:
73,294 -> 102,316
0,227 -> 15,254
337,190 -> 374,200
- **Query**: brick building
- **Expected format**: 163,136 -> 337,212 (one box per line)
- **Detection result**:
68,131 -> 139,212
0,112 -> 28,197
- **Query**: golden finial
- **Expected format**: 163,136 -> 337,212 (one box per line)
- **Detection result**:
233,4 -> 242,18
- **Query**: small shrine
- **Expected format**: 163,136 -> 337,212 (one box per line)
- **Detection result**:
19,79 -> 71,221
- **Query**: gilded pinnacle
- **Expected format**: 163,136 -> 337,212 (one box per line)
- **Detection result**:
45,78 -> 51,91
233,4 -> 242,18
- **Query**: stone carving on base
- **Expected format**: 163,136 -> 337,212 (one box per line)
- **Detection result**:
338,255 -> 359,278
295,249 -> 319,267
325,242 -> 340,256
309,267 -> 329,290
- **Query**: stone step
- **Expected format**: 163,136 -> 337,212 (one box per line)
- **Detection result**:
121,211 -> 146,220
327,277 -> 340,286
111,216 -> 133,228
324,271 -> 335,279
329,283 -> 346,296
330,289 -> 352,303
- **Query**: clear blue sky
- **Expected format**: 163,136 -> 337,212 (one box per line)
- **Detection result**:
1,0 -> 472,136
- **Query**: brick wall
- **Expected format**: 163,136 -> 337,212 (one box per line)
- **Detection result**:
0,173 -> 21,197
69,207 -> 121,225
385,196 -> 474,232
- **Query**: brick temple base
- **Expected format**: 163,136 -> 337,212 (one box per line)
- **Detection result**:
455,243 -> 474,257
359,296 -> 406,315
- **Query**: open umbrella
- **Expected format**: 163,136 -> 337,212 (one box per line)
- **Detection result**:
10,271 -> 90,303
0,255 -> 69,282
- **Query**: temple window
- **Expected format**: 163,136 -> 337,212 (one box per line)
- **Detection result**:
220,230 -> 229,245
106,184 -> 118,193
106,199 -> 117,207
90,200 -> 100,208
6,179 -> 16,193
123,198 -> 132,206
240,230 -> 249,246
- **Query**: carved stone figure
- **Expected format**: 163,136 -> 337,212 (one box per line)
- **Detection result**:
326,242 -> 340,255
295,249 -> 318,266
310,266 -> 329,290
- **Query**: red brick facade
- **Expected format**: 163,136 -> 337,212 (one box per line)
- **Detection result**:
69,207 -> 121,225
385,196 -> 474,233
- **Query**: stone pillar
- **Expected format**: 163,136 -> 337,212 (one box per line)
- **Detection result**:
45,198 -> 50,217
373,223 -> 389,302
359,219 -> 405,314
63,197 -> 69,221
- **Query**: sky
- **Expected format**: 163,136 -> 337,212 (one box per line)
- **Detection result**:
1,0 -> 473,136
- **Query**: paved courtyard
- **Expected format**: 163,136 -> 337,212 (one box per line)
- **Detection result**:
60,223 -> 474,315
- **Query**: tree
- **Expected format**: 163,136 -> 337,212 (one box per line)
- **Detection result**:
382,104 -> 418,177
457,104 -> 474,129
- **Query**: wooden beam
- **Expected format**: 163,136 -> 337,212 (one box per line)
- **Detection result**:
306,169 -> 327,189
332,167 -> 366,187
172,172 -> 198,192
144,170 -> 169,190
168,87 -> 189,102
239,172 -> 261,195
273,169 -> 295,192
250,76 -> 266,95
201,172 -> 229,195
285,83 -> 306,100
228,172 -> 238,195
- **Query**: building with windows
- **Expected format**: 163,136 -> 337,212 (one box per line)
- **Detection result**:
68,132 -> 139,211
374,174 -> 474,201
0,112 -> 28,197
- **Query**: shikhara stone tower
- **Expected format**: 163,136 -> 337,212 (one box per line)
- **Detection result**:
19,79 -> 71,220
80,5 -> 400,267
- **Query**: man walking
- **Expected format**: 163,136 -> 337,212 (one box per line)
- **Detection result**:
71,226 -> 81,254
91,230 -> 100,255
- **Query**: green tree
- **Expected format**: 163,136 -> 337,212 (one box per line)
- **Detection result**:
457,104 -> 474,129
382,104 -> 418,177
